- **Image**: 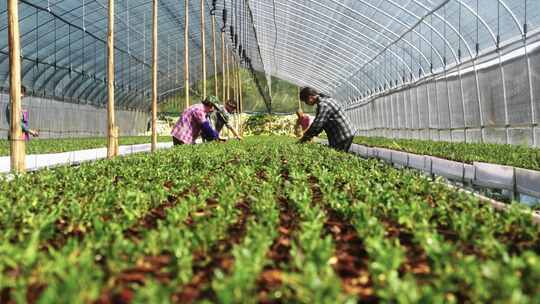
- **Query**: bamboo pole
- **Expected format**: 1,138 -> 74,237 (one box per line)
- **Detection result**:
238,65 -> 243,114
200,0 -> 207,99
107,0 -> 117,158
221,32 -> 226,104
114,126 -> 120,156
233,58 -> 240,132
151,0 -> 158,152
211,15 -> 218,98
236,61 -> 243,135
297,86 -> 302,111
8,0 -> 24,173
184,0 -> 190,109
226,46 -> 230,101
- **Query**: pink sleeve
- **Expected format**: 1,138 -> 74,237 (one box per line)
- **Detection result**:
192,108 -> 207,124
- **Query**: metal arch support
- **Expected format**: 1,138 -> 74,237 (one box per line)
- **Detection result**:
254,1 -> 420,76
497,0 -> 524,36
255,25 -> 412,89
262,49 -> 361,90
254,19 -> 396,88
421,0 -> 496,51
255,0 -> 432,69
256,31 -> 382,89
268,60 -> 335,89
267,52 -> 360,94
316,0 -> 446,65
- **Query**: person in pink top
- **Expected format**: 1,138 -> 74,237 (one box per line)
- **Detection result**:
170,96 -> 220,145
294,110 -> 311,137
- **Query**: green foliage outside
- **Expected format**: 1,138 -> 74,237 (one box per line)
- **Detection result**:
158,70 -> 313,115
242,113 -> 299,136
0,136 -> 171,156
1,137 -> 540,302
354,136 -> 540,171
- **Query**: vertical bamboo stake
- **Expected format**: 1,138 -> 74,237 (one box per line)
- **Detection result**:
237,62 -> 243,135
184,0 -> 190,109
221,32 -> 226,104
226,46 -> 230,101
200,0 -> 207,98
151,0 -> 158,152
234,58 -> 240,132
107,0 -> 117,158
8,0 -> 24,173
114,126 -> 120,156
297,86 -> 302,111
211,14 -> 218,98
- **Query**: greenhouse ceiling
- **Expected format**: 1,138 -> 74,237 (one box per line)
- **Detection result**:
0,0 -> 538,109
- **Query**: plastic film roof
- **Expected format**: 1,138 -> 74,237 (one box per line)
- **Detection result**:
1,0 -> 539,110
0,0 -> 269,110
249,0 -> 540,103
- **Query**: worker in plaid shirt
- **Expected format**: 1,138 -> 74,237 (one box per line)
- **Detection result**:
170,96 -> 220,145
298,87 -> 356,152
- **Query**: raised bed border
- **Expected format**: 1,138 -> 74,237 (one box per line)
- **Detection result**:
348,144 -> 540,202
0,142 -> 173,173
325,141 -> 540,224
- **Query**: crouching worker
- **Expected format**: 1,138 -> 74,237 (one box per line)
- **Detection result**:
5,85 -> 39,141
298,87 -> 355,152
208,99 -> 243,141
294,109 -> 311,138
171,96 -> 219,145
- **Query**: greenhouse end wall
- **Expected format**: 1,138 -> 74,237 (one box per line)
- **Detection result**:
347,44 -> 540,148
0,94 -> 149,139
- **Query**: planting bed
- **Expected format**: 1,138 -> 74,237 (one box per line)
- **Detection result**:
0,136 -> 171,156
353,136 -> 540,171
1,136 -> 540,303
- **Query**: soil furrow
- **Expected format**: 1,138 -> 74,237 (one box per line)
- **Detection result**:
381,220 -> 432,279
256,194 -> 300,304
308,176 -> 377,302
95,186 -> 202,304
172,200 -> 252,303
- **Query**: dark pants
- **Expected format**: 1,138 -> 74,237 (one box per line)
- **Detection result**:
172,136 -> 184,146
330,137 -> 353,152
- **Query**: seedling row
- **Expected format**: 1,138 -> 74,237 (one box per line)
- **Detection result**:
1,137 -> 539,303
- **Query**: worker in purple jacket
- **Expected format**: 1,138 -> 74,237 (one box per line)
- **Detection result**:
170,95 -> 220,145
5,86 -> 39,140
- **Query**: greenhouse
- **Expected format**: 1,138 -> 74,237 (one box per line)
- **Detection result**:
1,0 -> 540,303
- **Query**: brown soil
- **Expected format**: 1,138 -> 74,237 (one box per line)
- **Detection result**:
382,221 -> 432,279
172,200 -> 252,303
95,255 -> 172,304
309,176 -> 377,302
256,195 -> 300,304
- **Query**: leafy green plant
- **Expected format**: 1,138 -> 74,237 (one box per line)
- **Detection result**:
354,136 -> 540,170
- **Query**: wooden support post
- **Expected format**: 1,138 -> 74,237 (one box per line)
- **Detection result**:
151,0 -> 158,152
114,126 -> 120,156
211,14 -> 218,98
8,0 -> 25,173
221,32 -> 226,104
297,86 -> 302,111
226,46 -> 230,101
233,58 -> 240,132
200,0 -> 207,98
238,64 -> 243,114
237,61 -> 243,135
184,0 -> 190,109
107,0 -> 117,158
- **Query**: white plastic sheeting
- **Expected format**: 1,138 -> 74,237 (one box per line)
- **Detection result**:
0,93 -> 149,138
348,142 -> 540,201
0,142 -> 173,173
348,43 -> 540,147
